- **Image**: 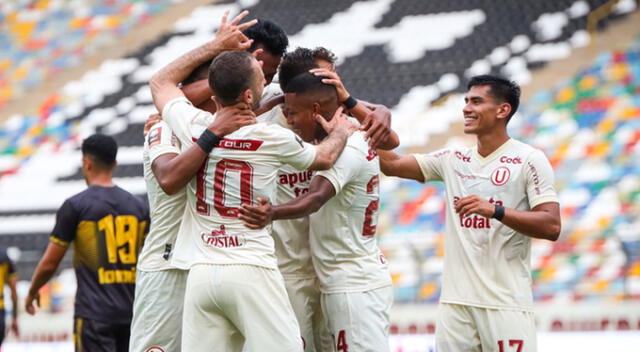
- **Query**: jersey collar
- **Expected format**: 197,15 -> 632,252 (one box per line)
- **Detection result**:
472,138 -> 513,165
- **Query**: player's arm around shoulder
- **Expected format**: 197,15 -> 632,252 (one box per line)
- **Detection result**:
152,104 -> 256,195
377,149 -> 425,182
239,176 -> 337,229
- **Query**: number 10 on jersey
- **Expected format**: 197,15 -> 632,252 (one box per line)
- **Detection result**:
197,158 -> 254,218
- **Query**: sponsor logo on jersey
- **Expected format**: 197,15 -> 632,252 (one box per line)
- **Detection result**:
430,150 -> 450,158
500,155 -> 522,164
491,166 -> 511,186
459,214 -> 491,229
218,139 -> 264,151
279,170 -> 314,188
454,170 -> 476,180
455,151 -> 471,162
201,225 -> 246,248
366,147 -> 378,161
162,243 -> 172,261
454,197 -> 503,229
145,348 -> 165,352
148,127 -> 161,147
527,161 -> 542,195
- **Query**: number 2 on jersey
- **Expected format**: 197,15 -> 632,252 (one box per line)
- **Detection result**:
197,158 -> 254,217
362,175 -> 380,236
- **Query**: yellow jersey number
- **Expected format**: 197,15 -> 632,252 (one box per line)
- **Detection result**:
97,214 -> 146,264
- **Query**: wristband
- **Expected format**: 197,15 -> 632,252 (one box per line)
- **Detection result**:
342,96 -> 358,110
196,129 -> 222,154
492,204 -> 505,221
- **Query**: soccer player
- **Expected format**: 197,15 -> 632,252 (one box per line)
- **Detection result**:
149,11 -> 357,352
181,18 -> 289,113
257,46 -> 398,352
131,106 -> 255,352
239,72 -> 395,352
0,248 -> 18,345
377,75 -> 561,352
130,12 -> 259,352
26,134 -> 149,352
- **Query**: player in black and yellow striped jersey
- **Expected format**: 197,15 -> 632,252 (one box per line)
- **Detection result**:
26,134 -> 149,352
0,248 -> 19,345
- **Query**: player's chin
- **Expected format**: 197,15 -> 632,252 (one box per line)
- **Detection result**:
462,125 -> 479,134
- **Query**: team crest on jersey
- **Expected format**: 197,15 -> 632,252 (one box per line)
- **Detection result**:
144,348 -> 164,352
201,225 -> 246,248
148,127 -> 161,147
491,166 -> 510,186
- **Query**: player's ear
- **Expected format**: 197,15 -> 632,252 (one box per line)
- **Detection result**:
82,155 -> 92,172
242,89 -> 253,106
312,102 -> 321,116
496,102 -> 511,121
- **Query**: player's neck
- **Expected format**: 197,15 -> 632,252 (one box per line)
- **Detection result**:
86,173 -> 115,187
476,128 -> 510,158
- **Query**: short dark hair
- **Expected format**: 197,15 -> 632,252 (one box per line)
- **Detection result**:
183,20 -> 287,86
467,75 -> 521,122
208,51 -> 256,106
244,19 -> 288,56
312,47 -> 337,65
182,63 -> 210,86
279,48 -> 315,91
284,72 -> 336,98
82,134 -> 117,169
279,47 -> 338,91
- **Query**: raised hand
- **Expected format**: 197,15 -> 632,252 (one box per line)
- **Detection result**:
360,104 -> 392,148
239,197 -> 273,229
208,102 -> 257,136
143,113 -> 162,137
310,68 -> 350,102
214,10 -> 258,52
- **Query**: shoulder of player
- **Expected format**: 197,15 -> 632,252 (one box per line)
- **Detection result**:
508,139 -> 548,162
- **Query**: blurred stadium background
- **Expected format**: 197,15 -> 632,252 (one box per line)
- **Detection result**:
1,0 -> 639,351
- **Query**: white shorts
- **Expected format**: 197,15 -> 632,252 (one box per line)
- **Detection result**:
130,269 -> 188,352
283,276 -> 333,352
322,286 -> 393,352
182,264 -> 303,352
436,303 -> 537,352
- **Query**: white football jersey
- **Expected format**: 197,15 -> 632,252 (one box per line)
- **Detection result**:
139,121 -> 187,271
310,131 -> 392,293
258,105 -> 316,278
162,97 -> 318,270
413,138 -> 558,311
261,81 -> 283,103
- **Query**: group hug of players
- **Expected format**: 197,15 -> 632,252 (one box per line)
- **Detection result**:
26,10 -> 561,352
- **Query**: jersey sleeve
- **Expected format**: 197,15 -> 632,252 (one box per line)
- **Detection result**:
412,148 -> 450,182
315,146 -> 362,195
50,199 -> 80,247
274,127 -> 317,170
146,121 -> 181,164
161,96 -> 212,148
525,149 -> 559,208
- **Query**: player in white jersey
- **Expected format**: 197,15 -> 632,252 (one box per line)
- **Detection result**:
256,47 -> 400,352
131,102 -> 255,352
149,11 -> 357,352
240,72 -> 398,352
378,75 -> 561,352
